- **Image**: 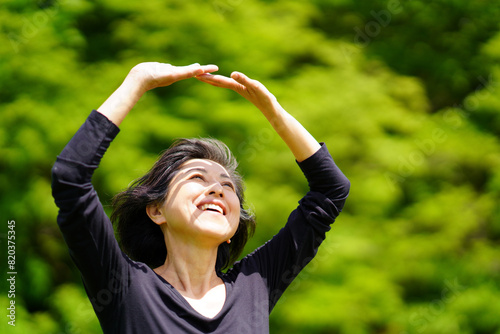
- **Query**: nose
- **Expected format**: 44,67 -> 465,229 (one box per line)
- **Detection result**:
207,182 -> 224,198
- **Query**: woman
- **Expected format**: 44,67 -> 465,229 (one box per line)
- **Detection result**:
52,62 -> 350,333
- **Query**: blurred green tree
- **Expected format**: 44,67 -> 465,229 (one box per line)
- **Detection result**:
1,0 -> 499,333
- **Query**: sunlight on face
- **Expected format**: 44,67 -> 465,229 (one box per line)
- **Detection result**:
159,159 -> 241,246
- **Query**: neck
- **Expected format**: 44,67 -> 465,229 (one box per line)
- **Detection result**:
155,234 -> 222,299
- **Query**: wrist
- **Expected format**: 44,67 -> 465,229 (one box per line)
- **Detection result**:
123,70 -> 149,97
260,101 -> 286,125
97,75 -> 145,127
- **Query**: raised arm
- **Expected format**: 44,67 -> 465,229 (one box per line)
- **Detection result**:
196,72 -> 321,162
98,62 -> 218,126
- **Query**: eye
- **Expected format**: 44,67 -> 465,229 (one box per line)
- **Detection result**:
189,174 -> 205,181
222,181 -> 235,190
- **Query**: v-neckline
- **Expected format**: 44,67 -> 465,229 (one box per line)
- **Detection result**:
153,269 -> 230,320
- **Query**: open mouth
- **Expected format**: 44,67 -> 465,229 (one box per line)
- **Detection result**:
198,203 -> 225,215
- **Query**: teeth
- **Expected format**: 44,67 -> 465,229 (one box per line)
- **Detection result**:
200,203 -> 224,214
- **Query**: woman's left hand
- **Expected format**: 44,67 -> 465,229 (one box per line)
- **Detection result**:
196,72 -> 278,114
196,70 -> 321,162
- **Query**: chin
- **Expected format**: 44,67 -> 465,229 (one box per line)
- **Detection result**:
195,218 -> 232,234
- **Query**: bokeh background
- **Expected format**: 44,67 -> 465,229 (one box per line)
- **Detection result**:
1,0 -> 500,333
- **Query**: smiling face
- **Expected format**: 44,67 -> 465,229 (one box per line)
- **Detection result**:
147,159 -> 241,247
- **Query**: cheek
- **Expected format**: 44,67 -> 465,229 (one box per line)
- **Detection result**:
228,194 -> 241,221
164,183 -> 202,214
169,182 -> 202,201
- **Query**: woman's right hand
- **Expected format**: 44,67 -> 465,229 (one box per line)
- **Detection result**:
128,62 -> 219,94
98,62 -> 218,126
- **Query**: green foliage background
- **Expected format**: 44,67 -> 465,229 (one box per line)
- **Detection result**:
1,0 -> 500,333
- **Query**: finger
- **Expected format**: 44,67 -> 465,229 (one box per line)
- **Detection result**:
196,73 -> 231,84
231,71 -> 266,93
196,75 -> 235,89
195,74 -> 226,88
173,63 -> 218,81
200,64 -> 219,74
174,63 -> 205,79
230,71 -> 254,86
196,73 -> 245,91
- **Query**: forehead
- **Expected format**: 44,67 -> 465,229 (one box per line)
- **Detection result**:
177,159 -> 230,176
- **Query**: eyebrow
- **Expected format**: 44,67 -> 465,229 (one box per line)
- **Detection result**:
188,167 -> 231,180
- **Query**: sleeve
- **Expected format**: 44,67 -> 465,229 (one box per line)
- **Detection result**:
231,143 -> 350,312
51,110 -> 130,315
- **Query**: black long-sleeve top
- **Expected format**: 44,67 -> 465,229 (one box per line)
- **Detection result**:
51,110 -> 350,334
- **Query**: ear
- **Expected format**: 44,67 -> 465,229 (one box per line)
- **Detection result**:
146,203 -> 166,225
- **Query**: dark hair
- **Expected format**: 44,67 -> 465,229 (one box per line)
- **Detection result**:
111,138 -> 256,272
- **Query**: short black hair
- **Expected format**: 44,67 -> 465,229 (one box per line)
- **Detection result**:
111,138 -> 255,272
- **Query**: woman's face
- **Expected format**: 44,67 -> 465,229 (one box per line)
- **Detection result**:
150,159 -> 241,246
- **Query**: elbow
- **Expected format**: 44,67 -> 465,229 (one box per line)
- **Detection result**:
51,161 -> 60,179
51,160 -> 65,186
333,176 -> 350,213
51,159 -> 74,197
341,176 -> 351,199
333,172 -> 350,200
51,161 -> 63,196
